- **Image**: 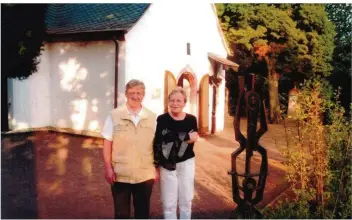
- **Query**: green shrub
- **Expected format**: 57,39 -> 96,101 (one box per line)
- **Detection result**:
265,77 -> 351,219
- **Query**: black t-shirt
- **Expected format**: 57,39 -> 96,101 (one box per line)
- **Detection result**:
153,113 -> 198,170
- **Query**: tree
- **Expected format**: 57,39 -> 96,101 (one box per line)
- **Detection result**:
326,4 -> 351,44
325,4 -> 352,116
217,4 -> 335,123
1,4 -> 47,131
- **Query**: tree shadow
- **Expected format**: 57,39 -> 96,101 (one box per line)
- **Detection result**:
1,134 -> 38,218
33,131 -> 112,219
1,130 -> 288,219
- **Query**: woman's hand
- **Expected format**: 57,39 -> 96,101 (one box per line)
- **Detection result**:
186,130 -> 199,144
155,167 -> 160,182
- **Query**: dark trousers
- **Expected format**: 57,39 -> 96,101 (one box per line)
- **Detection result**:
111,179 -> 154,219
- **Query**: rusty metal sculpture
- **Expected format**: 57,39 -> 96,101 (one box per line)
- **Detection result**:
228,75 -> 268,219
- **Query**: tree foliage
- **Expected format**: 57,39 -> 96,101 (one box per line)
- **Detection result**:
1,4 -> 48,80
326,4 -> 352,44
217,4 -> 335,122
217,4 -> 335,77
325,4 -> 351,116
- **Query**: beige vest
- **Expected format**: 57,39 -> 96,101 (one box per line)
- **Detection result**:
110,106 -> 156,184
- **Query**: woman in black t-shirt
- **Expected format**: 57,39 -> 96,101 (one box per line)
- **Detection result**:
153,87 -> 198,219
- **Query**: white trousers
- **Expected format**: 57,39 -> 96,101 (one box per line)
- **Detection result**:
160,157 -> 195,219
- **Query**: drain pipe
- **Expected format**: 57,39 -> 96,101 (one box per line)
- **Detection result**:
211,83 -> 217,134
211,62 -> 219,134
112,37 -> 119,109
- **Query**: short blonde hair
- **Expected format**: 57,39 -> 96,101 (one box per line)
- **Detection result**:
125,79 -> 145,92
168,87 -> 187,103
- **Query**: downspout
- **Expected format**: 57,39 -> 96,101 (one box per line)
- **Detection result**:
112,37 -> 119,109
211,83 -> 217,134
211,62 -> 218,134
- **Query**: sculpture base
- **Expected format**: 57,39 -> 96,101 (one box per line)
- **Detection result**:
229,204 -> 262,219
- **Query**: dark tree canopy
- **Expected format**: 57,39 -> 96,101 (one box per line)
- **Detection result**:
326,4 -> 352,44
1,4 -> 48,79
326,4 -> 351,114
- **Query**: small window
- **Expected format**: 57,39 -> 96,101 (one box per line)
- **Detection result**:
187,43 -> 191,55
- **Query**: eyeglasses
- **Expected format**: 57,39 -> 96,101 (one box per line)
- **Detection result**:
127,92 -> 145,97
169,99 -> 184,104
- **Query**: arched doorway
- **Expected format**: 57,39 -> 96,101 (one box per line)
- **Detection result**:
177,72 -> 196,115
164,71 -> 177,113
199,75 -> 209,134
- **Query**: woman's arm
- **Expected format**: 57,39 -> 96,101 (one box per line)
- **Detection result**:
186,115 -> 199,144
153,118 -> 163,168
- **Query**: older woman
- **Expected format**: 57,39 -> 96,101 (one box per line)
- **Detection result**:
153,87 -> 199,219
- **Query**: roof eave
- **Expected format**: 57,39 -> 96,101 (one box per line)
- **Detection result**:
46,30 -> 126,43
208,52 -> 239,72
126,4 -> 151,33
46,28 -> 128,35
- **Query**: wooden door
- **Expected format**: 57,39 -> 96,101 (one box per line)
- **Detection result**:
199,75 -> 209,134
164,71 -> 177,113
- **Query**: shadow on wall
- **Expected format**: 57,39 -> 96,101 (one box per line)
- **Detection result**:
53,41 -> 116,132
9,41 -> 118,133
7,77 -> 31,130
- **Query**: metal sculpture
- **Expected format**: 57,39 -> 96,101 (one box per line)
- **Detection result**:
228,75 -> 268,219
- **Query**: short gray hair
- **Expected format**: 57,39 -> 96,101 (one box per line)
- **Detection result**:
125,79 -> 145,92
168,87 -> 187,103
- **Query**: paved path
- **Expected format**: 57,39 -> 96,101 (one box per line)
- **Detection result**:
1,118 -> 292,219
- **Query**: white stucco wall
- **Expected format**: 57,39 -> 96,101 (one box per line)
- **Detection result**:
9,41 -> 115,132
49,41 -> 115,132
8,45 -> 51,130
125,2 -> 228,131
